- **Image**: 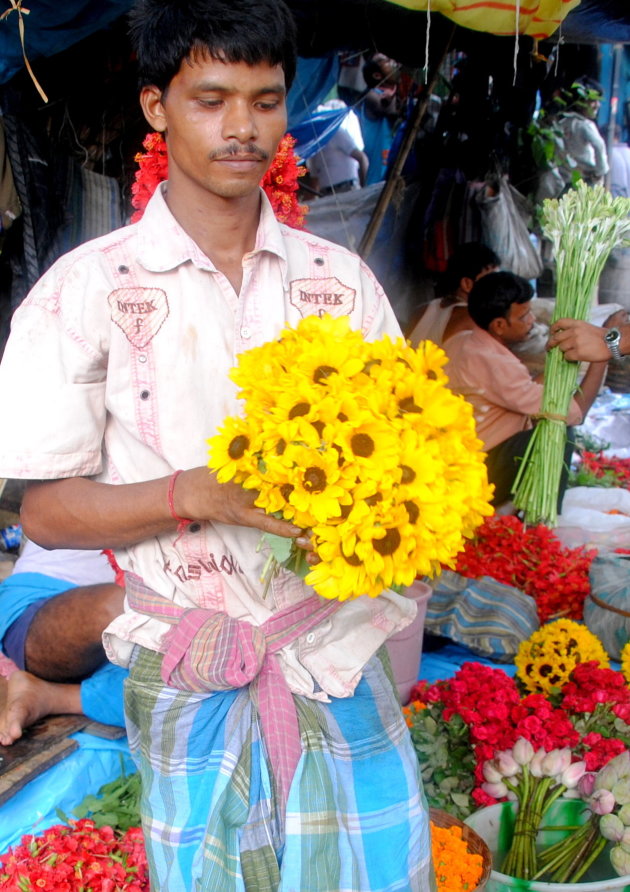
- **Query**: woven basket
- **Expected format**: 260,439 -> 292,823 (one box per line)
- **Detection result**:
430,807 -> 492,891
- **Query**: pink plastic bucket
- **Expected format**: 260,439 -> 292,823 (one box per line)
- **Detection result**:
385,579 -> 432,705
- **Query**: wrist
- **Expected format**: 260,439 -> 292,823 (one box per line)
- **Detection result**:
167,470 -> 193,530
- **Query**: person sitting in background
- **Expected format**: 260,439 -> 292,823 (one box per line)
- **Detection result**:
407,242 -> 500,348
445,271 -> 608,507
359,53 -> 400,186
0,540 -> 126,745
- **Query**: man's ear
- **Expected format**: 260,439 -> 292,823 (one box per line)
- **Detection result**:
460,276 -> 475,296
140,85 -> 167,132
488,316 -> 506,338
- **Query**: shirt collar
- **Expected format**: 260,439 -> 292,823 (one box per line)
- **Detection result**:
136,182 -> 289,282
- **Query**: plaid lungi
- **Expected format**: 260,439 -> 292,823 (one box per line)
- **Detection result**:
124,646 -> 434,891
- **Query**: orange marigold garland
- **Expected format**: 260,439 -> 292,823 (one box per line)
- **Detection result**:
130,131 -> 308,228
430,821 -> 484,892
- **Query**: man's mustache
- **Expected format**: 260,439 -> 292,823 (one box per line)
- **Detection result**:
208,143 -> 269,161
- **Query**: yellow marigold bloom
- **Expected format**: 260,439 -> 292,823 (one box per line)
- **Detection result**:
207,313 -> 493,601
621,640 -> 630,685
208,416 -> 259,484
515,619 -> 610,695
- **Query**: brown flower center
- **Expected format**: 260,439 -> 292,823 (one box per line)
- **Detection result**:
311,420 -> 325,438
400,465 -> 416,484
351,433 -> 375,457
337,412 -> 349,422
365,492 -> 383,507
426,369 -> 438,380
373,528 -> 401,556
228,435 -> 249,459
276,438 -> 287,455
398,396 -> 423,414
289,402 -> 310,419
343,552 -> 363,566
280,483 -> 294,501
404,500 -> 420,523
303,467 -> 327,493
313,365 -> 337,383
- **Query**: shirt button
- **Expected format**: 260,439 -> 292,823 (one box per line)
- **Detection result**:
306,632 -> 315,644
138,355 -> 147,363
241,326 -> 251,339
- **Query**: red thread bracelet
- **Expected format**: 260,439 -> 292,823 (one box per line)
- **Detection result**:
167,469 -> 192,531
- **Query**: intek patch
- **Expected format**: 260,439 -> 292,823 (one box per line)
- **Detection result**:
108,288 -> 169,349
289,277 -> 356,317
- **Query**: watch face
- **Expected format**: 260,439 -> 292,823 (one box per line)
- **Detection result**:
606,328 -> 621,345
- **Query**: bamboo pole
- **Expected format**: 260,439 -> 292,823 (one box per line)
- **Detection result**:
358,27 -> 455,261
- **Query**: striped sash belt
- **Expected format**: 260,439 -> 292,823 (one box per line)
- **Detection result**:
126,572 -> 341,812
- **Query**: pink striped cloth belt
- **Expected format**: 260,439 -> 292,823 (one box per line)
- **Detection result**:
125,572 -> 341,813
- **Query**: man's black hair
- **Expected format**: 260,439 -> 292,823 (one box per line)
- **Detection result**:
129,0 -> 298,91
436,242 -> 501,297
468,271 -> 533,331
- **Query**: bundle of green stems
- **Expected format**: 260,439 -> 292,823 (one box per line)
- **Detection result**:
533,812 -> 606,883
513,182 -> 630,525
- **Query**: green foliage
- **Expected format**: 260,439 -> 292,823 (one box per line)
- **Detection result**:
57,759 -> 142,833
406,703 -> 476,820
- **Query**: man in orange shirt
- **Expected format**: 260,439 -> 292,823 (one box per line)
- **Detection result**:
445,272 -> 607,507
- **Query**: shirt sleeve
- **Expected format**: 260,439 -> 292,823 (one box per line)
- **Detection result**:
0,258 -> 108,480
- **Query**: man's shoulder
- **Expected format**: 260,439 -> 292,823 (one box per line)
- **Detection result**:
42,221 -> 139,279
280,225 -> 367,268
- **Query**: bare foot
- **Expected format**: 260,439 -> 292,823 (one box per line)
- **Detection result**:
0,670 -> 82,746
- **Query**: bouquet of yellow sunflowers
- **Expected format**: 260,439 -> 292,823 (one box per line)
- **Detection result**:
208,314 -> 493,602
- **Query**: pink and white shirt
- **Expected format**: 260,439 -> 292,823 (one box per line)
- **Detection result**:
0,184 -> 415,700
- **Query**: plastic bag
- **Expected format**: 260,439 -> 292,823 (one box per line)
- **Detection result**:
555,486 -> 630,549
475,176 -> 543,279
584,553 -> 630,660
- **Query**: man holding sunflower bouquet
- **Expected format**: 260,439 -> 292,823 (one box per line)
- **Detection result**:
0,0 -> 434,889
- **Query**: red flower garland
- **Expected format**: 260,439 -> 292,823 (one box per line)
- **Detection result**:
578,451 -> 630,488
0,820 -> 149,891
453,515 -> 596,623
130,131 -> 308,228
407,659 -> 630,809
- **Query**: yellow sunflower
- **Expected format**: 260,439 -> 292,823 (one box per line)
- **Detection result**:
208,415 -> 260,484
515,619 -> 610,695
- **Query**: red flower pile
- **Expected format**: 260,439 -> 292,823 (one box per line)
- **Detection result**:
0,820 -> 149,891
407,660 -> 630,810
454,515 -> 596,622
130,131 -> 308,228
578,451 -> 630,488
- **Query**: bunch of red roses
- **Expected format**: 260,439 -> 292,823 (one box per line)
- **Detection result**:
406,660 -> 630,812
578,451 -> 630,488
453,515 -> 596,622
130,131 -> 308,228
0,819 -> 149,891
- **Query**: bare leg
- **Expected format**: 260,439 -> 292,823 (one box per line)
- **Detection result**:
0,672 -> 82,745
24,583 -> 125,681
0,583 -> 124,744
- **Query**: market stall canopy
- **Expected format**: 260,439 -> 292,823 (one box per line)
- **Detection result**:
378,0 -> 581,38
1,0 -> 629,91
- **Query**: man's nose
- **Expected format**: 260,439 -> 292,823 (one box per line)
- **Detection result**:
222,100 -> 258,143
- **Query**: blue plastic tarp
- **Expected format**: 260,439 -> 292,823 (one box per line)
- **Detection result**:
0,0 -> 133,86
0,733 -> 135,854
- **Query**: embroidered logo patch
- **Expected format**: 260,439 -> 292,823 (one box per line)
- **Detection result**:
289,277 -> 356,317
108,288 -> 169,349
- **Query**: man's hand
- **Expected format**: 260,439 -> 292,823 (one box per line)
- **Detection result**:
548,318 -> 610,362
603,309 -> 629,329
174,467 -> 302,539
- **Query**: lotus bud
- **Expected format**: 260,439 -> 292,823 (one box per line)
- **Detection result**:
600,813 -> 625,842
530,748 -> 546,778
610,844 -> 630,877
497,752 -> 520,778
556,747 -> 572,774
483,761 -> 504,785
612,779 -> 630,806
506,789 -> 518,802
590,789 -> 616,815
561,761 -> 587,790
622,827 -> 630,849
595,753 -> 630,792
541,749 -> 563,778
513,738 -> 535,767
578,772 -> 596,799
481,781 -> 509,800
618,804 -> 630,826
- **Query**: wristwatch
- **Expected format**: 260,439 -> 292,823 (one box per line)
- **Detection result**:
605,327 -> 624,361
